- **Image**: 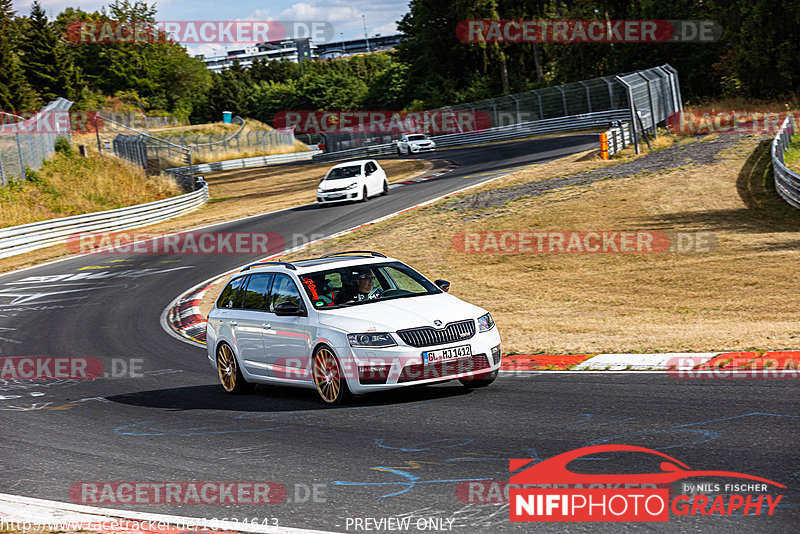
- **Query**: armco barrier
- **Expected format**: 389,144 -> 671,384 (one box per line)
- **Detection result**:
312,110 -> 628,163
0,184 -> 209,259
772,115 -> 800,209
599,122 -> 633,159
164,150 -> 322,175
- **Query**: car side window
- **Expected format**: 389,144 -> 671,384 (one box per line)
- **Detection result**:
270,274 -> 304,312
217,276 -> 246,309
240,273 -> 274,311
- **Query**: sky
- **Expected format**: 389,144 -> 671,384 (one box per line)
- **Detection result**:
12,0 -> 411,57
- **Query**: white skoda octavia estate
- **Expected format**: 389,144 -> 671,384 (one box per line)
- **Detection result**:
206,251 -> 501,404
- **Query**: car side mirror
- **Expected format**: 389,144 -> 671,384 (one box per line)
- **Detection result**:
274,301 -> 306,316
434,279 -> 450,293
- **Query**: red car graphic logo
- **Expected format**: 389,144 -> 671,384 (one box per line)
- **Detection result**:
509,444 -> 786,487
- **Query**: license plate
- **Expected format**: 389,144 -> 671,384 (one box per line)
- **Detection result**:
422,345 -> 472,364
327,194 -> 345,200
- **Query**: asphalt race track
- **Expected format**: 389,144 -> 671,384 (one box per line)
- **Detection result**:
1,135 -> 798,533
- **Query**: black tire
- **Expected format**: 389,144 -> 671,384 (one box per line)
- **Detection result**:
381,180 -> 389,196
397,146 -> 403,156
216,343 -> 255,394
312,346 -> 352,405
361,186 -> 368,202
459,369 -> 498,389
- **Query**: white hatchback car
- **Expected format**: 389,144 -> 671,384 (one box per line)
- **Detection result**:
396,134 -> 436,155
316,160 -> 388,204
206,251 -> 502,404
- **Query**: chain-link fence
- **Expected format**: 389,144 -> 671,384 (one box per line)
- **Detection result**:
616,64 -> 682,152
157,129 -> 296,159
0,98 -> 74,186
106,115 -> 296,191
319,65 -> 681,154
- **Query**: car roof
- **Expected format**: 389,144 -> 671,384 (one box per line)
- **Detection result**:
234,255 -> 399,278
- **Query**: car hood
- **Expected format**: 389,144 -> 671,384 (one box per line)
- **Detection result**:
318,180 -> 358,191
316,293 -> 486,332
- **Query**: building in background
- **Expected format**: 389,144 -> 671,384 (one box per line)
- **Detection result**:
200,35 -> 401,72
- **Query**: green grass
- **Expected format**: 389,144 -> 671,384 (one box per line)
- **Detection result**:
784,133 -> 800,174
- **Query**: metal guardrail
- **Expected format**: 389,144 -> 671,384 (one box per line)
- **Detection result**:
0,184 -> 209,259
0,98 -> 74,186
311,110 -> 629,163
165,150 -> 322,175
772,115 -> 800,209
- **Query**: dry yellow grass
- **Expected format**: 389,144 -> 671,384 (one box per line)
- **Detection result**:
0,158 -> 429,274
262,136 -> 800,354
191,139 -> 310,165
0,151 -> 180,228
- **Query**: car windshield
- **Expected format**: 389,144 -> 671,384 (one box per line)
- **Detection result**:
325,165 -> 362,180
299,261 -> 441,308
407,135 -> 427,141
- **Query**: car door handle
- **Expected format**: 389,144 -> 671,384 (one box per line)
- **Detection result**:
262,323 -> 271,329
229,321 -> 237,326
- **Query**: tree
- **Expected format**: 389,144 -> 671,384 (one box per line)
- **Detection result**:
19,1 -> 84,104
0,0 -> 36,110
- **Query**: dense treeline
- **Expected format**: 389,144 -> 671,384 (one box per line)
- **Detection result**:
0,0 -> 797,123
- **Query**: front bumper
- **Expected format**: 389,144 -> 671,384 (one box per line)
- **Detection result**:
410,144 -> 436,153
343,328 -> 502,394
317,190 -> 361,203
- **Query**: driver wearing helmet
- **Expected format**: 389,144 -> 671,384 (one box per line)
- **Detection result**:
338,269 -> 382,303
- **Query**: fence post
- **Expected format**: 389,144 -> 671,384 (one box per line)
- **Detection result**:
616,75 -> 639,155
556,85 -> 568,116
0,153 -> 5,186
535,90 -> 544,120
15,133 -> 25,178
579,81 -> 592,112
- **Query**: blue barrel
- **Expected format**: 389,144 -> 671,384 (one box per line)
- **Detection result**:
222,111 -> 232,124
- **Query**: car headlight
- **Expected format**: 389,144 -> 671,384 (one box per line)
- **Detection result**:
345,182 -> 358,190
317,187 -> 324,193
348,333 -> 397,348
477,312 -> 495,332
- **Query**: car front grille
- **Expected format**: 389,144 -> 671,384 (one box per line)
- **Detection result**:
397,319 -> 475,347
398,354 -> 489,383
322,186 -> 350,193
